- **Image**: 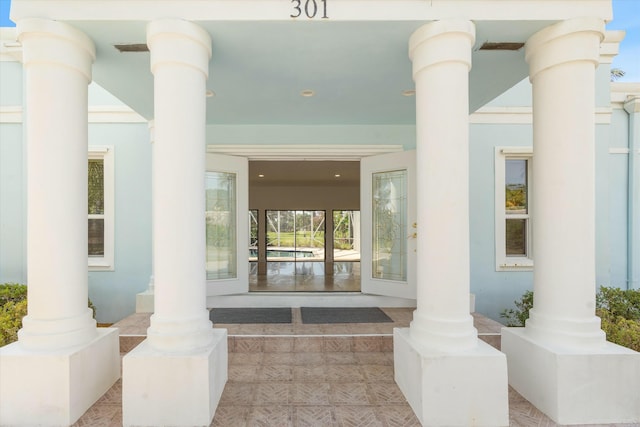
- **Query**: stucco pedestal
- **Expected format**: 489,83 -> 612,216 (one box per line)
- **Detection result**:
0,328 -> 120,426
393,327 -> 509,426
135,289 -> 154,313
502,327 -> 640,424
122,328 -> 228,427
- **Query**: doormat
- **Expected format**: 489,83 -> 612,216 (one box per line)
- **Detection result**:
300,307 -> 393,324
210,308 -> 292,324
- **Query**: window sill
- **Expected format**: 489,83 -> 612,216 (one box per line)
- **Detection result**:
496,260 -> 533,272
89,261 -> 114,272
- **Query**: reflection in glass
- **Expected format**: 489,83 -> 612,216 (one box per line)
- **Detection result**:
372,170 -> 407,281
506,218 -> 527,256
249,209 -> 258,261
88,218 -> 104,256
505,159 -> 527,213
206,172 -> 237,280
333,210 -> 361,261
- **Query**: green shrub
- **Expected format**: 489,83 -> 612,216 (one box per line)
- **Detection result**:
0,283 -> 96,348
0,299 -> 27,347
0,283 -> 27,306
501,287 -> 640,351
500,290 -> 533,327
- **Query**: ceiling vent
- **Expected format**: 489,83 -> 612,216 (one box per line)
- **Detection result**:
479,42 -> 525,51
114,44 -> 149,53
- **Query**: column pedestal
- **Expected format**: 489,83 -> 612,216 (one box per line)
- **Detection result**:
123,329 -> 228,427
502,17 -> 640,424
0,329 -> 120,426
503,329 -> 640,424
395,328 -> 508,427
394,20 -> 508,426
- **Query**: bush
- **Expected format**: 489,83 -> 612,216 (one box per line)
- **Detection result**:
500,290 -> 533,327
0,283 -> 96,348
501,287 -> 640,351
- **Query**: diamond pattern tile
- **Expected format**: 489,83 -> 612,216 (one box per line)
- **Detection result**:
74,310 -> 639,427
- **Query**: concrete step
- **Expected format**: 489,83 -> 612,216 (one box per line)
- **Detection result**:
119,333 -> 501,354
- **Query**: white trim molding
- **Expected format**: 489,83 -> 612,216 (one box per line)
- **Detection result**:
0,105 -> 146,123
471,106 -> 611,124
206,144 -> 404,160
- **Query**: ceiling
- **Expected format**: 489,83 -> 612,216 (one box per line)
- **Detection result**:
69,19 -> 543,125
249,160 -> 359,186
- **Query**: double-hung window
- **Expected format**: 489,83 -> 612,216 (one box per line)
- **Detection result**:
88,146 -> 114,270
495,147 -> 533,270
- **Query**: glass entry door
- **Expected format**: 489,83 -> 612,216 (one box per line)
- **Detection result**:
205,153 -> 249,295
360,150 -> 416,299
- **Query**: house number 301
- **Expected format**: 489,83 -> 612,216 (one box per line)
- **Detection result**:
290,0 -> 329,19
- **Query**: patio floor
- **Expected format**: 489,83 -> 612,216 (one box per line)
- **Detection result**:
72,309 -> 639,427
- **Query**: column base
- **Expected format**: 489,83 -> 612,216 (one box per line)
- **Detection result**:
0,328 -> 120,426
393,327 -> 509,427
502,327 -> 640,424
135,290 -> 155,313
122,328 -> 228,427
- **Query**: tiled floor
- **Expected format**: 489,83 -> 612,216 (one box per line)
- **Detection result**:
249,262 -> 361,292
75,309 -> 639,427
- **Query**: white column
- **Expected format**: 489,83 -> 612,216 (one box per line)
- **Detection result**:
409,20 -> 477,351
502,17 -> 640,425
393,20 -> 508,427
0,19 -> 119,426
145,20 -> 214,351
524,17 -> 606,347
123,20 -> 227,427
18,18 -> 97,350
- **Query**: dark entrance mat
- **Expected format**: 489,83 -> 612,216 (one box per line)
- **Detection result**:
210,307 -> 292,324
300,307 -> 393,324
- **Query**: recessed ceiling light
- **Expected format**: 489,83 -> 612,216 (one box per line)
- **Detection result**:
206,90 -> 215,98
402,90 -> 415,97
334,174 -> 341,178
300,90 -> 315,97
258,174 -> 265,178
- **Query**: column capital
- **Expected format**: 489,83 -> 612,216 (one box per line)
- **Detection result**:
409,20 -> 475,78
147,19 -> 212,77
624,96 -> 640,114
17,18 -> 95,82
525,17 -> 604,81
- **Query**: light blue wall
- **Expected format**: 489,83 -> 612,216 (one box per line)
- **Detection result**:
207,124 -> 417,150
0,62 -> 25,283
469,124 -> 533,321
609,107 -> 631,288
88,124 -> 151,323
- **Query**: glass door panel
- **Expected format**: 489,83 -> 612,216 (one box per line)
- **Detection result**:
372,170 -> 407,281
333,210 -> 360,261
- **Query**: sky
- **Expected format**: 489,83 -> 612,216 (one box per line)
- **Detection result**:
0,0 -> 638,82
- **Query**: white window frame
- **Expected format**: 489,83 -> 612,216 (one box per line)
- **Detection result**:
88,146 -> 115,271
495,147 -> 533,271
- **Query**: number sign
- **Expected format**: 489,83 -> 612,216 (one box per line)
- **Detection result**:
291,0 -> 328,19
